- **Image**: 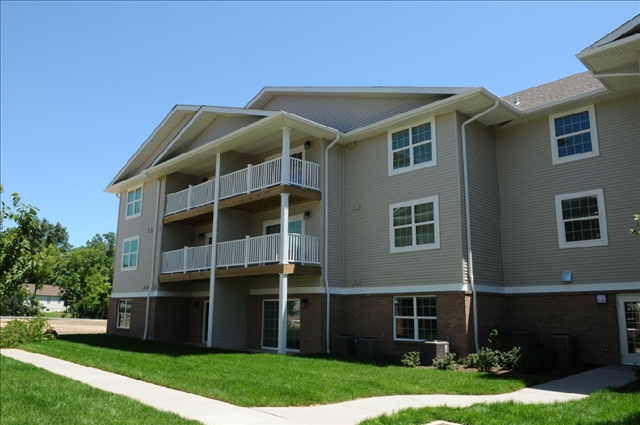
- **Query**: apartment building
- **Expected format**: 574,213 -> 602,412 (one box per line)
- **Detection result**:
105,16 -> 639,365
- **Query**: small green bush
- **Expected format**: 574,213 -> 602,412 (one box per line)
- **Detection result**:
432,353 -> 457,370
463,353 -> 478,368
0,317 -> 55,348
499,346 -> 522,370
487,325 -> 511,351
400,351 -> 421,367
476,347 -> 499,372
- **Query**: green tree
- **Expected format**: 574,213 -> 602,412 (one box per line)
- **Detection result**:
54,233 -> 115,319
631,214 -> 640,236
0,185 -> 42,316
28,218 -> 72,252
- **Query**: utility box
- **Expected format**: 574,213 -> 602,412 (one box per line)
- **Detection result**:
332,335 -> 357,356
546,334 -> 580,366
418,341 -> 449,366
357,337 -> 385,359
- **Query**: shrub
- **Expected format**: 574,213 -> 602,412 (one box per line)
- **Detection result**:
432,353 -> 457,370
487,325 -> 511,351
463,353 -> 479,368
499,346 -> 522,370
400,351 -> 421,368
631,364 -> 640,382
476,347 -> 499,372
0,317 -> 55,348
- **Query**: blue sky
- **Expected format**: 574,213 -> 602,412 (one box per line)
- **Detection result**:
1,1 -> 638,248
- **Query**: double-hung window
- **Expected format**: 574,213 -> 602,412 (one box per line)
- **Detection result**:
389,119 -> 436,175
549,106 -> 599,164
555,189 -> 608,249
389,196 -> 440,253
116,299 -> 132,329
121,236 -> 139,271
125,186 -> 143,219
394,296 -> 437,341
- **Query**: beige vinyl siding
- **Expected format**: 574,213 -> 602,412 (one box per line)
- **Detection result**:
465,119 -> 504,287
211,279 -> 249,349
343,113 -> 463,289
326,141 -> 344,289
182,115 -> 264,155
496,94 -> 640,288
113,180 -> 160,294
249,274 -> 322,292
262,95 -> 448,132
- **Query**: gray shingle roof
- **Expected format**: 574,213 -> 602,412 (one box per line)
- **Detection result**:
502,72 -> 604,111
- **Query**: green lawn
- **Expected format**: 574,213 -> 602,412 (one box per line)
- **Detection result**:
18,334 -> 550,407
0,355 -> 202,425
358,386 -> 640,425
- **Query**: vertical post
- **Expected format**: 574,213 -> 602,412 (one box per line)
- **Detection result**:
187,185 -> 193,210
246,164 -> 253,194
279,193 -> 289,264
277,273 -> 288,354
207,153 -> 221,348
281,127 -> 290,186
244,235 -> 250,267
183,246 -> 188,273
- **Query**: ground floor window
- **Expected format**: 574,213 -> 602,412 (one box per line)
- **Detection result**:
393,296 -> 436,341
116,299 -> 132,329
262,299 -> 300,350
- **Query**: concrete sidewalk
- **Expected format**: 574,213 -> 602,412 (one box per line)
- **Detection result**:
1,349 -> 634,425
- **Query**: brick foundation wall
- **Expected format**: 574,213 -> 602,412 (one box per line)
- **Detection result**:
106,297 -> 147,339
149,297 -> 190,343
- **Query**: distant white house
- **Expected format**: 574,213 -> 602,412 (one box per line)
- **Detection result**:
24,284 -> 66,312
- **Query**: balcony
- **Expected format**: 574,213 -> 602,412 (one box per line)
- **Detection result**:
165,157 -> 320,218
159,234 -> 321,281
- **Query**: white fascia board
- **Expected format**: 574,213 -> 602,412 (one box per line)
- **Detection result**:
476,281 -> 640,295
579,16 -> 640,53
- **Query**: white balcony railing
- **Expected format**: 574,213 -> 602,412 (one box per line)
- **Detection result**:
165,157 -> 320,216
160,234 -> 320,274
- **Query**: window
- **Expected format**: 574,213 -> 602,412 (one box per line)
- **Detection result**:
389,196 -> 440,253
262,299 -> 300,351
388,119 -> 436,175
117,299 -> 132,329
263,215 -> 304,235
121,236 -> 139,271
549,106 -> 599,164
394,296 -> 436,341
555,189 -> 608,249
125,186 -> 143,219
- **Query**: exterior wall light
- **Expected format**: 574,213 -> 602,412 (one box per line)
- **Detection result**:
561,271 -> 572,282
301,298 -> 308,307
304,140 -> 311,150
303,211 -> 311,220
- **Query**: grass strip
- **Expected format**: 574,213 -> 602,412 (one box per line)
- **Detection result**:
20,334 -> 550,407
0,355 -> 202,425
358,387 -> 640,425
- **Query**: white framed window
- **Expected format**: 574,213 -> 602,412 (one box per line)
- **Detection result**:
389,196 -> 440,253
394,296 -> 437,341
116,299 -> 132,329
125,186 -> 143,219
265,145 -> 304,162
549,106 -> 599,165
555,189 -> 608,249
261,299 -> 300,351
263,214 -> 304,235
121,236 -> 140,271
388,119 -> 436,175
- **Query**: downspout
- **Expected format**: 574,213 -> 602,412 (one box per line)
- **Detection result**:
143,173 -> 162,340
461,101 -> 499,353
324,134 -> 340,353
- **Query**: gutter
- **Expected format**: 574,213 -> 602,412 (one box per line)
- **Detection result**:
460,101 -> 499,353
324,134 -> 341,353
143,172 -> 162,340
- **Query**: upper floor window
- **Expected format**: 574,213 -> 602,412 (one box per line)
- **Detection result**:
388,119 -> 436,175
389,196 -> 440,253
121,236 -> 139,271
125,186 -> 143,219
394,296 -> 437,341
555,189 -> 608,249
549,106 -> 599,165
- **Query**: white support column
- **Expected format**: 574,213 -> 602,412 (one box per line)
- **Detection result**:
281,127 -> 291,186
207,153 -> 221,348
277,273 -> 288,354
279,193 -> 289,264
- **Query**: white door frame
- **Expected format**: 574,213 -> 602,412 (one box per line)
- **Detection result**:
617,293 -> 640,365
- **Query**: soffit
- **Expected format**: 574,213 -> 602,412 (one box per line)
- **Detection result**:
577,35 -> 640,92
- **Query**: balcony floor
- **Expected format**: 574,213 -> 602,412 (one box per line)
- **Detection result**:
158,264 -> 322,283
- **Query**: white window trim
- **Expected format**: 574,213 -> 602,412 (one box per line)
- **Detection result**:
265,145 -> 305,162
261,298 -> 301,352
263,214 -> 305,235
121,235 -> 140,271
125,186 -> 143,219
393,295 -> 437,342
549,105 -> 599,165
555,188 -> 608,249
388,119 -> 437,176
389,196 -> 440,253
116,299 -> 132,329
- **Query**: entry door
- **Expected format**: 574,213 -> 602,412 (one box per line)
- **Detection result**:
617,294 -> 640,365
